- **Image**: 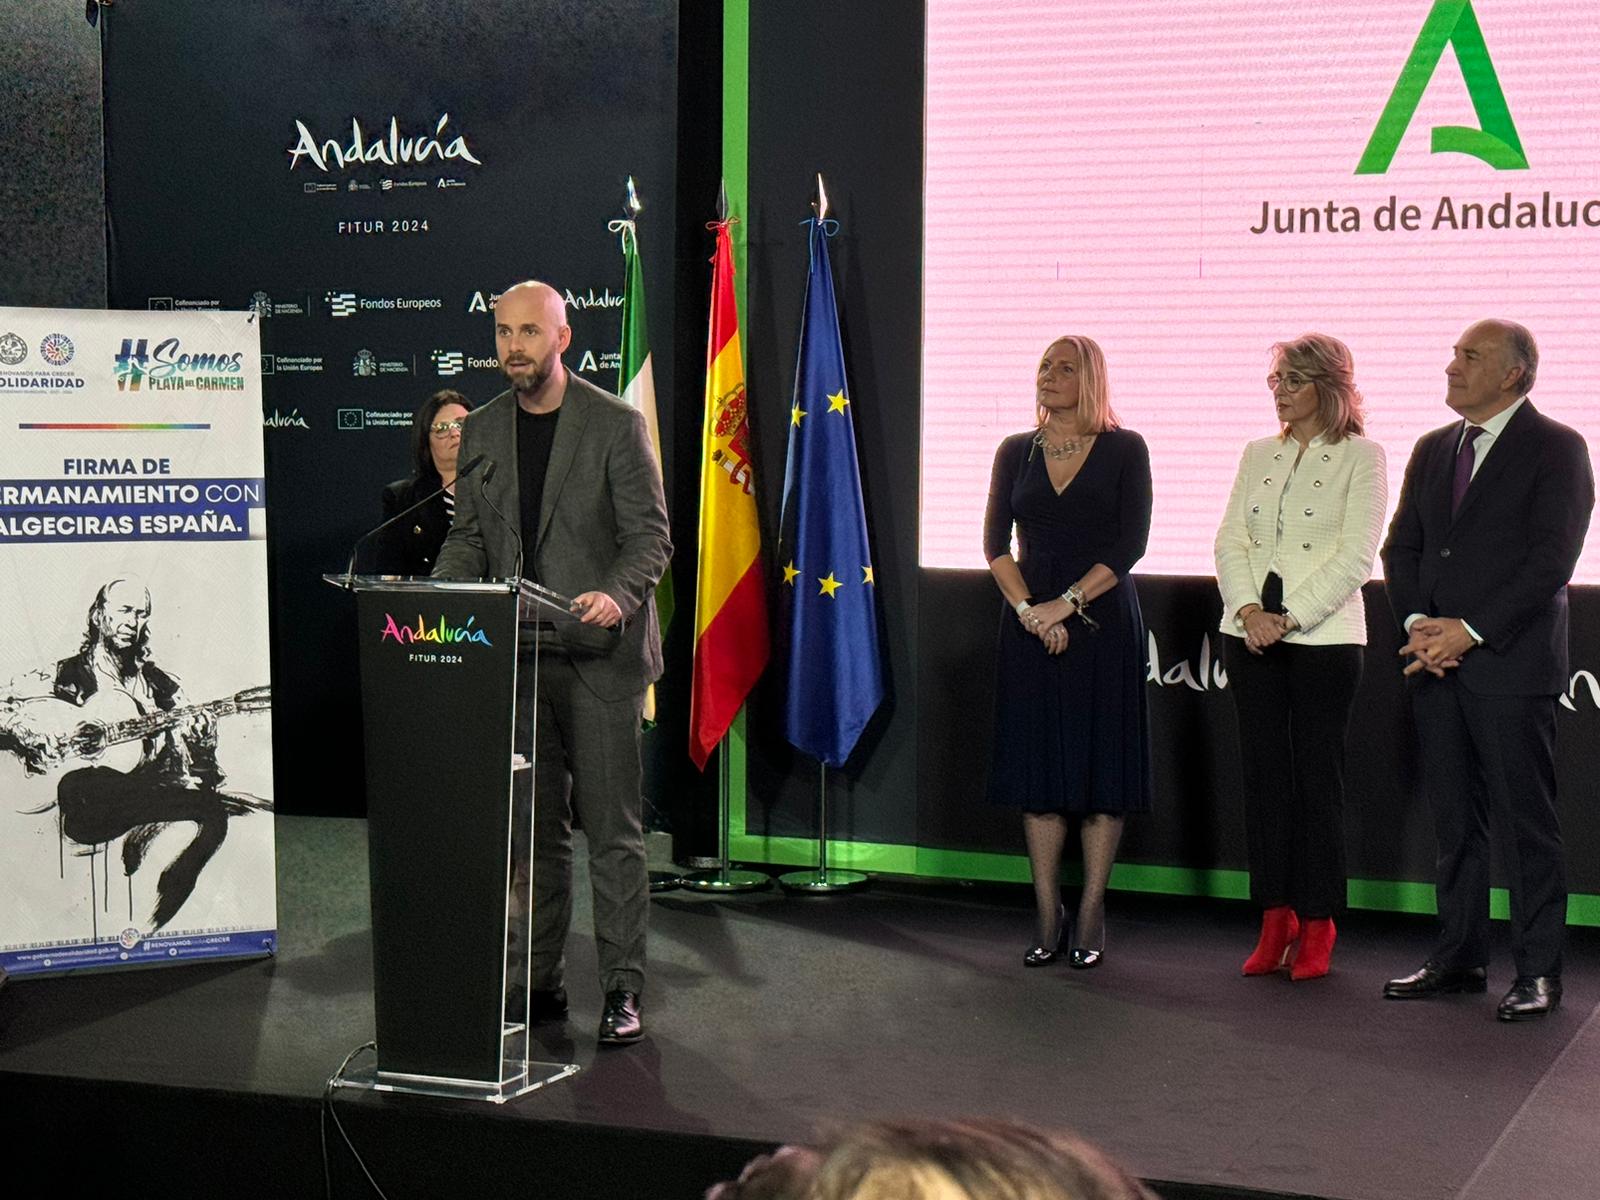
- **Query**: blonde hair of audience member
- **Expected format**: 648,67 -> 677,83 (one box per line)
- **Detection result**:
802,1119 -> 1158,1200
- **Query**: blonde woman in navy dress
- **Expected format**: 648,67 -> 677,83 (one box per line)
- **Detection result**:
1213,334 -> 1387,981
984,335 -> 1153,969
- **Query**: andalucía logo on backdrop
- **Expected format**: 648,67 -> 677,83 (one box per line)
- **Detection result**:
1357,0 -> 1527,174
286,114 -> 482,173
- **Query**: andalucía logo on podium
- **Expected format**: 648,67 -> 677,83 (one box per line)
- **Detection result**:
1357,0 -> 1527,174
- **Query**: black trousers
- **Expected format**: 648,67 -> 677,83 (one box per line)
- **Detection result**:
515,651 -> 649,997
1411,675 -> 1564,978
1225,636 -> 1363,918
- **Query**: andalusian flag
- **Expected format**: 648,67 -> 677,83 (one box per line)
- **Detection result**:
616,213 -> 675,642
689,219 -> 769,770
779,215 -> 884,765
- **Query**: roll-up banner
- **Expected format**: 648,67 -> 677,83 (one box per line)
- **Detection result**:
0,307 -> 277,976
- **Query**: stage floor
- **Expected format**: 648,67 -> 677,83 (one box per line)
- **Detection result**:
1,815 -> 1597,1200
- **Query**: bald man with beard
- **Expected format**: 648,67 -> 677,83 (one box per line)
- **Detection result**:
434,281 -> 671,1046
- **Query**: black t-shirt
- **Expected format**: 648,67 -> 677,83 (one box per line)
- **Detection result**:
516,405 -> 561,577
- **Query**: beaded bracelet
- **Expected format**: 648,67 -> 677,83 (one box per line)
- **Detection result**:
1061,584 -> 1100,631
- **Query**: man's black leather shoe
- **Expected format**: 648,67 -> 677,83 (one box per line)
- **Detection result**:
1382,961 -> 1487,999
1497,976 -> 1561,1021
598,990 -> 643,1045
529,987 -> 569,1026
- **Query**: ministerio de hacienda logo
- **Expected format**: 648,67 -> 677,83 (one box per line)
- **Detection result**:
1249,1 -> 1600,237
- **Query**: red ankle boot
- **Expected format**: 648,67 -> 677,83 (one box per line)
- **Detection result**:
1242,906 -> 1299,976
1289,917 -> 1336,981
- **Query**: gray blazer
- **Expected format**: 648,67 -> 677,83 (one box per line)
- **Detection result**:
433,371 -> 672,701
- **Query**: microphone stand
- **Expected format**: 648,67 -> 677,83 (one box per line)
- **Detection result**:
340,453 -> 486,585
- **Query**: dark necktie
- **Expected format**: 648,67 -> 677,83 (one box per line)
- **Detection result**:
1451,425 -> 1484,516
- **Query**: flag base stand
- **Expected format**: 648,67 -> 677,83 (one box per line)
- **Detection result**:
648,871 -> 681,893
779,867 -> 867,893
681,867 -> 770,893
682,738 -> 771,895
781,762 -> 868,895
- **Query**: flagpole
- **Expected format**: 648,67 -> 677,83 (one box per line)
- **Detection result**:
614,176 -> 681,895
776,173 -> 873,894
780,759 -> 868,893
684,178 -> 769,895
682,733 -> 769,893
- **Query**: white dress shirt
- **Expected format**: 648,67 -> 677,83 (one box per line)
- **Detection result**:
1402,396 -> 1527,640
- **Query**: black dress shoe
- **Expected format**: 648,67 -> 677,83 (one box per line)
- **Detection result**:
598,990 -> 643,1045
529,986 -> 569,1026
1497,975 -> 1561,1021
1382,961 -> 1488,999
1068,947 -> 1102,970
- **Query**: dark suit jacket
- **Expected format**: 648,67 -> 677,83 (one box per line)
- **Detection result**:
379,476 -> 452,577
1381,400 -> 1593,696
432,372 -> 672,701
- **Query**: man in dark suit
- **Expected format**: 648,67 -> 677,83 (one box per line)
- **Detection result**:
1381,319 -> 1593,1020
434,281 -> 671,1045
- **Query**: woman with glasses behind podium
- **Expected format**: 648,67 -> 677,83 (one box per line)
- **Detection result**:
378,389 -> 474,576
1214,334 -> 1387,982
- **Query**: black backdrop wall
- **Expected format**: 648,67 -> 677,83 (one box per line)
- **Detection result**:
101,0 -> 684,816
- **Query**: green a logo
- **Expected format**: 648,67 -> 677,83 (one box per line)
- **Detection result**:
1356,0 -> 1527,174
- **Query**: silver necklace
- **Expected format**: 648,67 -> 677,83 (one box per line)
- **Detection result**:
1033,429 -> 1085,460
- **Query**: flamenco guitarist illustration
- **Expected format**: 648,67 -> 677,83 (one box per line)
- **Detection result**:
0,578 -> 270,933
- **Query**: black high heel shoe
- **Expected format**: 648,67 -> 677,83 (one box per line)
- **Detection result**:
1024,904 -> 1067,967
1069,913 -> 1104,969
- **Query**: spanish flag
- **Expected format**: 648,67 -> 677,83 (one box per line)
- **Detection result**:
689,219 -> 769,770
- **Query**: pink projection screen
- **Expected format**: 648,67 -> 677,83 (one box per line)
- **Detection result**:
922,1 -> 1600,579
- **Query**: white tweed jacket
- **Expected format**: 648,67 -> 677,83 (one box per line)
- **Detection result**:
1214,432 -> 1388,646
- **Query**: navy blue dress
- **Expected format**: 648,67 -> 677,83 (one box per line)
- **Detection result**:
983,428 -> 1154,814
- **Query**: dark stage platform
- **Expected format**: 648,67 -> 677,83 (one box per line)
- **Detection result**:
1,816 -> 1597,1200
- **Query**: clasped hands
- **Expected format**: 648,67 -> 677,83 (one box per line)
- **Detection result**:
1399,616 -> 1475,678
1018,596 -> 1074,656
1238,605 -> 1290,655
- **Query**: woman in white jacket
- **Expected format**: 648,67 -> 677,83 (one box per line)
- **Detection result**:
1214,334 -> 1387,981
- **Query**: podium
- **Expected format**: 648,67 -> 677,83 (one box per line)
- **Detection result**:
322,574 -> 580,1102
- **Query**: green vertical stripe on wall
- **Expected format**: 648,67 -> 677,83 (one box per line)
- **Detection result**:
723,0 -> 749,297
722,0 -> 752,844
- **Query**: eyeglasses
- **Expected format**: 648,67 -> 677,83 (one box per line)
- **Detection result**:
429,420 -> 464,435
1266,372 -> 1315,392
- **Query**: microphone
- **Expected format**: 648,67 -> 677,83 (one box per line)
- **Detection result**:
342,454 -> 485,584
476,460 -> 526,584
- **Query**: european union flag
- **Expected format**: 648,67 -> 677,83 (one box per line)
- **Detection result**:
778,216 -> 885,767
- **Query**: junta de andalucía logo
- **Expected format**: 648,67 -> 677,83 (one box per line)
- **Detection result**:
1357,0 -> 1527,175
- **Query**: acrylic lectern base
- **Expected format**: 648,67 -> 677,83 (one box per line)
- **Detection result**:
334,1027 -> 578,1104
